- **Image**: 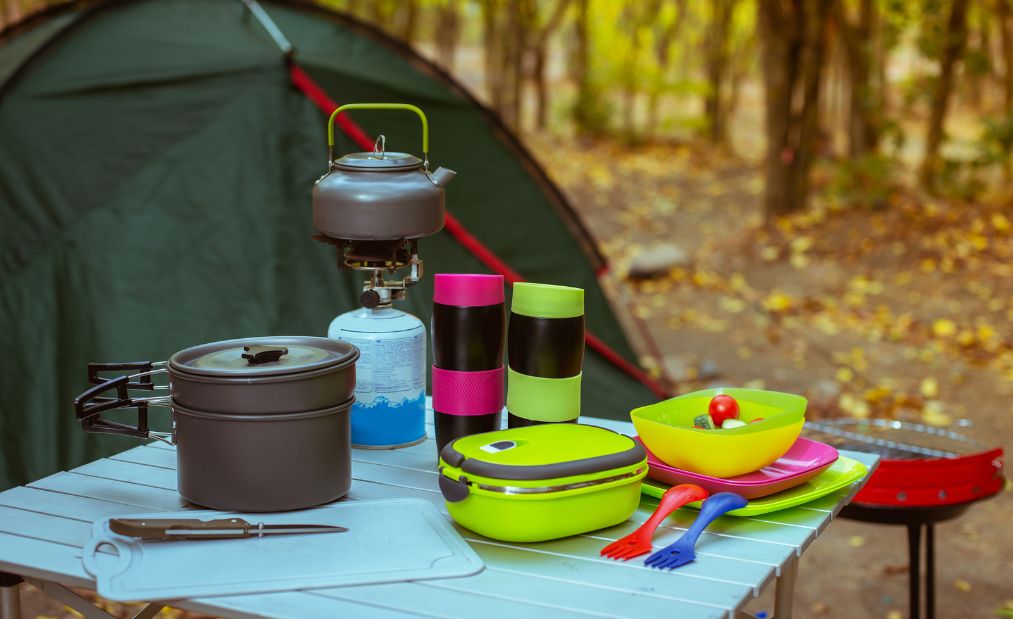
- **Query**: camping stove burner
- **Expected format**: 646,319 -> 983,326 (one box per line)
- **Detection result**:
311,236 -> 423,308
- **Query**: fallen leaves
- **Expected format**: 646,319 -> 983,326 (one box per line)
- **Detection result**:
525,133 -> 1012,432
932,318 -> 958,338
762,290 -> 796,313
922,401 -> 954,427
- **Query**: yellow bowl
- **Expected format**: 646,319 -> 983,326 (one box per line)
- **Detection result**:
630,388 -> 806,478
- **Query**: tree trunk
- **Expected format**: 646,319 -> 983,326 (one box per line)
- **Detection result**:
482,0 -> 504,114
966,9 -> 991,107
835,0 -> 880,157
368,1 -> 395,31
705,0 -> 735,144
398,0 -> 419,47
646,0 -> 687,137
529,0 -> 571,130
792,4 -> 830,205
726,34 -> 756,125
621,5 -> 644,138
572,0 -> 595,133
498,0 -> 527,128
997,0 -> 1013,181
919,0 -> 971,190
435,0 -> 462,71
758,0 -> 833,218
998,0 -> 1013,115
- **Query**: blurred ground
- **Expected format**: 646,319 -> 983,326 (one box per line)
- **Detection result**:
525,133 -> 1012,619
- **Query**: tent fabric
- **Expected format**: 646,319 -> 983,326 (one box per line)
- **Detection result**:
0,0 -> 658,490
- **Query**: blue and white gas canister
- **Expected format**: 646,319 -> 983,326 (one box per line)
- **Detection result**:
328,306 -> 427,448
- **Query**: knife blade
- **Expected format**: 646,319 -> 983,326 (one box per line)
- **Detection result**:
109,517 -> 349,541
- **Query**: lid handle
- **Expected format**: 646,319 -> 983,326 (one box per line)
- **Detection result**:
326,103 -> 430,171
242,345 -> 288,364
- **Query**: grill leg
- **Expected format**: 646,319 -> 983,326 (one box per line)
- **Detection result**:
0,572 -> 22,619
925,524 -> 935,619
907,523 -> 922,619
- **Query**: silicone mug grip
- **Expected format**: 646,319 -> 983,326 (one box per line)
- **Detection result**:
506,367 -> 581,422
432,366 -> 505,416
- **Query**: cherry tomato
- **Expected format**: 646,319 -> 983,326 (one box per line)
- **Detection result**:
708,394 -> 740,426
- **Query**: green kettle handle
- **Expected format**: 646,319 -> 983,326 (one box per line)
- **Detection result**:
327,103 -> 429,169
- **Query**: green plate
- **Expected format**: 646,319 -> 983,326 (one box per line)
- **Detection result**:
640,455 -> 869,517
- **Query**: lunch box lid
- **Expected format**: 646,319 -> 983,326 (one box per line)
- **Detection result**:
168,336 -> 359,379
439,424 -> 646,484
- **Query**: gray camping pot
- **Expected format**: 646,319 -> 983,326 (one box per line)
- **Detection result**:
81,336 -> 359,414
73,336 -> 359,512
172,401 -> 353,512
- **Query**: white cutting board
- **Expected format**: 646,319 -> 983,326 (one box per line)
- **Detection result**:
82,498 -> 483,601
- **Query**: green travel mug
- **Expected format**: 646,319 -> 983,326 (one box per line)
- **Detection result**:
506,283 -> 584,427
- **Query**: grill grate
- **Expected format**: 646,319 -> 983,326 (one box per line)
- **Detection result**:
804,418 -> 986,460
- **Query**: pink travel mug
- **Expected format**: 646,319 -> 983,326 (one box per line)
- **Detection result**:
431,274 -> 505,455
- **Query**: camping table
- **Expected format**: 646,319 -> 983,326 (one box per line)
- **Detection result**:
0,410 -> 878,619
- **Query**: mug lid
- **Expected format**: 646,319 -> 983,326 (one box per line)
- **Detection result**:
511,282 -> 584,319
433,273 -> 505,307
169,336 -> 358,379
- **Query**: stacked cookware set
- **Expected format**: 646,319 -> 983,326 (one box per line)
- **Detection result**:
73,103 -> 649,545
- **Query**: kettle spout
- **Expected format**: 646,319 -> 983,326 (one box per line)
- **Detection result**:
430,166 -> 457,188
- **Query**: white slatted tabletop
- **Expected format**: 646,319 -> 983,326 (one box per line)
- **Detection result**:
0,411 -> 878,619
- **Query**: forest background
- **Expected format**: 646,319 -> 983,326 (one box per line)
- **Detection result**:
1,0 -> 1011,618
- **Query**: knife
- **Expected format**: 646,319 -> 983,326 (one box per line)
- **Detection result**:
109,517 -> 349,541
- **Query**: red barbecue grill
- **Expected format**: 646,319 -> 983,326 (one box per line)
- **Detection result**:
804,418 -> 1005,619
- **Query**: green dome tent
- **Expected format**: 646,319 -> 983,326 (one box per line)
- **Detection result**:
0,0 -> 663,489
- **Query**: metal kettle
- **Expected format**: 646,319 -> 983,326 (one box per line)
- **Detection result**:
312,103 -> 455,244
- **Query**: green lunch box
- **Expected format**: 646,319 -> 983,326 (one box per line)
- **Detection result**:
438,424 -> 648,542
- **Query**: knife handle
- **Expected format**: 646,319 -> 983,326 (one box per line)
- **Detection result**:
110,518 -> 251,540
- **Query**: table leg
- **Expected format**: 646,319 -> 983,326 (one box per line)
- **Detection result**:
907,523 -> 922,619
0,572 -> 22,619
926,524 -> 935,619
774,553 -> 798,619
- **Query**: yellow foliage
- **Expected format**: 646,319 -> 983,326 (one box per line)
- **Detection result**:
993,213 -> 1011,232
839,393 -> 870,418
932,318 -> 957,337
922,401 -> 953,427
763,290 -> 795,312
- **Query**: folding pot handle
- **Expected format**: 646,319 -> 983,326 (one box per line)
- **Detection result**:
326,103 -> 430,169
88,361 -> 158,387
74,375 -> 168,442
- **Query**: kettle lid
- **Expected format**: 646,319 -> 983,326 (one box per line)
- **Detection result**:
332,151 -> 422,171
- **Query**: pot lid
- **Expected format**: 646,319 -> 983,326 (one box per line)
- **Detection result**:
168,336 -> 358,379
332,151 -> 423,171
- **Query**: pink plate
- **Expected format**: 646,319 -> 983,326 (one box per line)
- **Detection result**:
636,436 -> 839,500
